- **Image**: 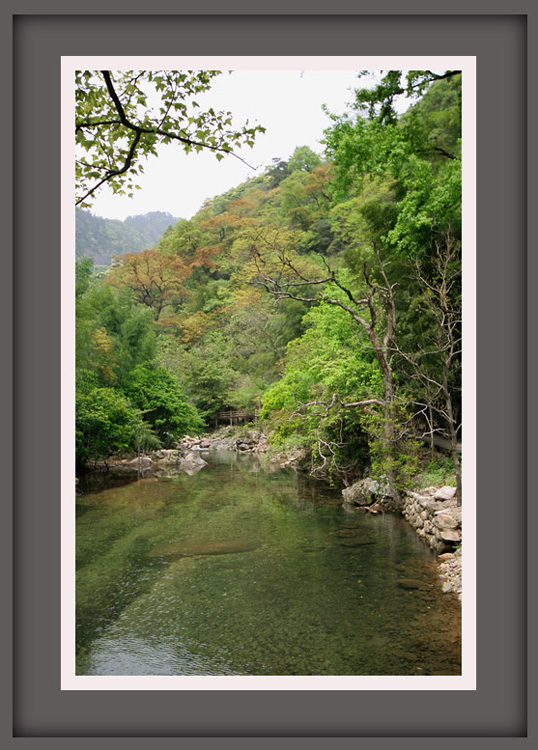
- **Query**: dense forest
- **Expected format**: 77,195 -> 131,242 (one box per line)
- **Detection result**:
75,70 -> 462,506
76,209 -> 180,267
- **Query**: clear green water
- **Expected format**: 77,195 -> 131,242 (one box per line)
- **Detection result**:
76,451 -> 461,676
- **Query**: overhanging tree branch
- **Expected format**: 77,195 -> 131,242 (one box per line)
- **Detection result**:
75,70 -> 265,206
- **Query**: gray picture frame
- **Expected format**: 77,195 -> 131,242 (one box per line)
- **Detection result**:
3,2 -> 533,746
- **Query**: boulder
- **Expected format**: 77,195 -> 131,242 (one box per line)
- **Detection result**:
220,438 -> 238,451
342,476 -> 394,506
342,478 -> 376,505
439,529 -> 461,543
433,485 -> 457,501
178,451 -> 208,475
433,513 -> 459,530
127,456 -> 152,467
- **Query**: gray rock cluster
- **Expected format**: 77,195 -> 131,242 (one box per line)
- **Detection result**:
341,479 -> 463,599
437,548 -> 463,601
101,449 -> 208,477
176,429 -> 269,454
234,430 -> 269,453
401,485 -> 463,600
97,429 -> 273,479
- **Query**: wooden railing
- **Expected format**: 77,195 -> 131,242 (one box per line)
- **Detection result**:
215,409 -> 261,426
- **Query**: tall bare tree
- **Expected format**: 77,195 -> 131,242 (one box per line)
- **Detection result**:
247,232 -> 408,503
394,233 -> 462,504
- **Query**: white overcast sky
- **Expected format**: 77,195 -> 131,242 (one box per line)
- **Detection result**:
86,68 -> 367,221
74,57 -> 462,223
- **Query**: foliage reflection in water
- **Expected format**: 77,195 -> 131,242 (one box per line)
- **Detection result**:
76,451 -> 461,676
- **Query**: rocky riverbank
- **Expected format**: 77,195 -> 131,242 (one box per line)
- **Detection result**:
90,448 -> 209,478
176,427 -> 271,455
84,427 -> 462,601
341,477 -> 462,601
87,427 -> 275,479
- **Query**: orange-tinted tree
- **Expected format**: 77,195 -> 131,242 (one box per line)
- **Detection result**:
106,249 -> 189,320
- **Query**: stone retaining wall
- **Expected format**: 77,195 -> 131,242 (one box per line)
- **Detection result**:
402,486 -> 463,601
402,486 -> 462,554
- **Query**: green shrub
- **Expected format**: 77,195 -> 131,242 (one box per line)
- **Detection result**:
76,382 -> 140,468
122,364 -> 202,444
417,455 -> 458,489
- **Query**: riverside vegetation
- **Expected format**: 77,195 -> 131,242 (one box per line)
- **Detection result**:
75,70 -> 463,608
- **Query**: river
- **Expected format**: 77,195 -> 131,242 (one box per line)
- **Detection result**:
76,451 -> 461,676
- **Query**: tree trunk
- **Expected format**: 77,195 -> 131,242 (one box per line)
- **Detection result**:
429,405 -> 435,459
381,369 -> 401,507
371,345 -> 401,507
445,394 -> 462,506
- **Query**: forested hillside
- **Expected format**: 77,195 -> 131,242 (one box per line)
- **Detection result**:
76,210 -> 180,267
76,70 -> 462,506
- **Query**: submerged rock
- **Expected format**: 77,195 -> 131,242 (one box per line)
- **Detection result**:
147,539 -> 262,559
338,537 -> 376,547
396,578 -> 429,590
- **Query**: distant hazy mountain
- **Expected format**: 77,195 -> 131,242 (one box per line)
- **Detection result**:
76,209 -> 181,266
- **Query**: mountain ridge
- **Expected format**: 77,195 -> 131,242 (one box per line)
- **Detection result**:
76,209 -> 181,267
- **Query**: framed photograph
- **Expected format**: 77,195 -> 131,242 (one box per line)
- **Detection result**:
5,2 -> 532,745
